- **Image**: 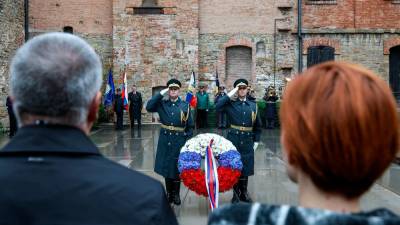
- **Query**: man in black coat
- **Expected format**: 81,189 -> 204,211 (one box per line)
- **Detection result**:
114,88 -> 125,130
128,84 -> 143,130
6,96 -> 17,137
0,32 -> 178,225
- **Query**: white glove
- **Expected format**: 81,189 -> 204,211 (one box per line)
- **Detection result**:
160,88 -> 169,96
253,142 -> 259,151
228,87 -> 239,98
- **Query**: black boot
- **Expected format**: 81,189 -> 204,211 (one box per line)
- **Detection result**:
239,177 -> 252,203
165,179 -> 173,204
172,180 -> 181,205
231,183 -> 241,204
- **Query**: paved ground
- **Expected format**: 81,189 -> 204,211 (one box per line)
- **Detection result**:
90,124 -> 400,225
0,125 -> 398,225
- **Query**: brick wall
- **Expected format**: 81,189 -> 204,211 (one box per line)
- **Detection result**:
302,33 -> 400,81
199,0 -> 281,34
29,0 -> 112,34
0,0 -> 24,127
303,0 -> 400,29
113,0 -> 200,122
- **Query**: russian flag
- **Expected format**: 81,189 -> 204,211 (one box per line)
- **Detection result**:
185,71 -> 197,108
121,72 -> 129,110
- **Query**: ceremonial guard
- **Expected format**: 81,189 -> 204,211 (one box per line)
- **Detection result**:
215,79 -> 262,203
146,79 -> 194,205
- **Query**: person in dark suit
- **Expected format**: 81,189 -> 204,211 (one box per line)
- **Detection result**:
146,79 -> 194,205
128,84 -> 143,130
6,96 -> 17,137
263,89 -> 278,129
114,88 -> 124,130
0,32 -> 178,225
215,79 -> 262,203
215,86 -> 227,128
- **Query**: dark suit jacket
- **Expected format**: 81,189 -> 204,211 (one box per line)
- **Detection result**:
0,124 -> 178,225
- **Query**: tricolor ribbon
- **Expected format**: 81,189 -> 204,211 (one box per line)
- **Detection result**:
204,139 -> 219,211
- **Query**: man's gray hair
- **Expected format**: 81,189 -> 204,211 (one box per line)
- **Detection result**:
10,32 -> 102,125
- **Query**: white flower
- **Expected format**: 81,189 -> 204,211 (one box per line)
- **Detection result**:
180,133 -> 238,157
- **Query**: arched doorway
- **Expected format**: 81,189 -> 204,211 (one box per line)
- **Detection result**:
225,46 -> 252,85
307,45 -> 335,68
389,45 -> 400,101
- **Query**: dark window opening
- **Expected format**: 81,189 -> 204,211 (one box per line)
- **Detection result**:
134,0 -> 163,14
134,7 -> 164,14
389,45 -> 400,102
307,46 -> 334,68
63,26 -> 73,34
226,46 -> 252,84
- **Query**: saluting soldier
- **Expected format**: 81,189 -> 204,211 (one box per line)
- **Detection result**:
215,78 -> 262,203
146,79 -> 194,205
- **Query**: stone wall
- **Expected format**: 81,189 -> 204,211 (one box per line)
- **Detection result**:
0,0 -> 24,127
198,0 -> 296,99
302,33 -> 400,81
302,0 -> 400,29
113,0 -> 199,122
199,33 -> 297,99
29,0 -> 112,34
29,0 -> 114,103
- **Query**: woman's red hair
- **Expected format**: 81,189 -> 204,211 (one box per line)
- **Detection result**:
281,61 -> 399,199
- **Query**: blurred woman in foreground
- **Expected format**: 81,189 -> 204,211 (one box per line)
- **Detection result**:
208,61 -> 400,225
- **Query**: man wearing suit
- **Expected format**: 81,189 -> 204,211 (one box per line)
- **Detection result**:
0,32 -> 178,225
128,84 -> 143,130
6,96 -> 17,137
114,88 -> 124,130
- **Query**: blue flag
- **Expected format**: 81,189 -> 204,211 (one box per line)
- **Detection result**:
104,69 -> 115,107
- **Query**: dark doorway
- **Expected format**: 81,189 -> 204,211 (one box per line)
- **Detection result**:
226,46 -> 252,85
63,26 -> 73,34
307,46 -> 335,68
389,45 -> 400,102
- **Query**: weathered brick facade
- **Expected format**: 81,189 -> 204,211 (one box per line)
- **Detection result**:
1,0 -> 400,124
302,0 -> 400,80
0,0 -> 24,126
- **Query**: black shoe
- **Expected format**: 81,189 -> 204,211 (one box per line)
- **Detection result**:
172,181 -> 181,205
231,184 -> 241,204
239,177 -> 253,203
165,179 -> 174,204
167,193 -> 174,204
239,191 -> 253,203
172,193 -> 181,205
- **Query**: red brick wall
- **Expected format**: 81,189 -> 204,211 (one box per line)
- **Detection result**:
30,0 -> 112,34
303,0 -> 400,29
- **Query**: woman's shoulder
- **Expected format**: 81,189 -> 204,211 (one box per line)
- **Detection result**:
208,203 -> 400,225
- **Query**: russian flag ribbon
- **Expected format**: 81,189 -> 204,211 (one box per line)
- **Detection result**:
121,72 -> 129,110
204,139 -> 219,211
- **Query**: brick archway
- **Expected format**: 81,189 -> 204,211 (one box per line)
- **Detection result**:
303,37 -> 341,55
384,37 -> 400,55
217,37 -> 256,88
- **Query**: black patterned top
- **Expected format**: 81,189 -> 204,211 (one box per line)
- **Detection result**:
208,203 -> 400,225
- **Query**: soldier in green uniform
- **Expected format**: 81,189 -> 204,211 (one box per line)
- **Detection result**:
215,79 -> 262,203
146,79 -> 194,205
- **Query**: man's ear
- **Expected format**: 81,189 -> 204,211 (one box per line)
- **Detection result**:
87,92 -> 101,124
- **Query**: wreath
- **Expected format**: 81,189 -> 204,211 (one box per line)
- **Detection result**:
178,133 -> 243,197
